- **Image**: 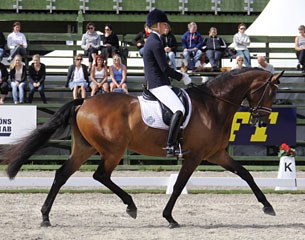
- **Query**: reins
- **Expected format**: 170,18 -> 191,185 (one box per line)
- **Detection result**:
189,82 -> 247,109
189,74 -> 274,113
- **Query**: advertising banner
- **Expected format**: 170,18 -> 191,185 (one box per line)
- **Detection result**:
229,107 -> 296,146
0,106 -> 37,144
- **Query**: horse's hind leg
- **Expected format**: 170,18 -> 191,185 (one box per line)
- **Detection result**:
40,129 -> 96,227
93,153 -> 137,219
209,150 -> 275,216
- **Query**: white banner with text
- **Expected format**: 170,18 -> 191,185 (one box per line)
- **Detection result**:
0,106 -> 37,144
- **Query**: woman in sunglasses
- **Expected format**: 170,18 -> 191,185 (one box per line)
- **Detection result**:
81,22 -> 100,71
233,23 -> 251,67
66,54 -> 89,99
100,24 -> 120,59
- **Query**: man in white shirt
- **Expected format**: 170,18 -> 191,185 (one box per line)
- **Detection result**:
7,22 -> 27,62
257,56 -> 275,73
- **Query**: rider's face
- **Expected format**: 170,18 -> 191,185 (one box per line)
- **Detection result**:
159,22 -> 169,34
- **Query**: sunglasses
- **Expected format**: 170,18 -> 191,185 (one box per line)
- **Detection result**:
105,28 -> 110,31
88,27 -> 94,30
76,58 -> 82,61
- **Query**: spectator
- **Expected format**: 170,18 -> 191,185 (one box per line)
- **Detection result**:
233,23 -> 251,67
231,55 -> 245,70
161,25 -> 178,70
0,61 -> 9,104
0,32 -> 6,61
81,22 -> 101,72
132,24 -> 150,57
90,54 -> 109,96
28,54 -> 47,104
257,56 -> 275,73
100,24 -> 120,59
109,54 -> 128,94
7,22 -> 27,62
202,27 -> 227,72
181,22 -> 203,70
295,25 -> 305,73
66,54 -> 89,99
10,54 -> 26,104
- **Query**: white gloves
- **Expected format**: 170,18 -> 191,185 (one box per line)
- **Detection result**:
181,72 -> 192,85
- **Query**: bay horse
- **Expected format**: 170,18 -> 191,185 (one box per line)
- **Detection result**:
1,68 -> 283,228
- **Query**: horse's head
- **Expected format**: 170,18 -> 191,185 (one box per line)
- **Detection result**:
246,70 -> 284,127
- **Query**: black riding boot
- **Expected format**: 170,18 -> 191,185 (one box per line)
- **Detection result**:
165,110 -> 184,157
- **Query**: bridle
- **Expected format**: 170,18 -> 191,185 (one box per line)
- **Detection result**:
190,75 -> 276,126
247,76 -> 275,126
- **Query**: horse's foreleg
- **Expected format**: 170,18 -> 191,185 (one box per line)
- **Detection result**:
93,160 -> 137,219
163,156 -> 201,228
210,151 -> 275,216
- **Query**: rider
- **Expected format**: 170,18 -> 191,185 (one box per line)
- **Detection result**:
143,9 -> 192,157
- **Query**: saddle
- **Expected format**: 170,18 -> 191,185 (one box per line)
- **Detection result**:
142,87 -> 190,126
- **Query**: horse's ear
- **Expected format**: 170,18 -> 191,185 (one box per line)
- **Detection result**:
271,70 -> 285,84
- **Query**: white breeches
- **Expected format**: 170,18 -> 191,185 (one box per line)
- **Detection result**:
149,85 -> 185,115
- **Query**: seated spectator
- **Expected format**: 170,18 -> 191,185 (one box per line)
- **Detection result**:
100,24 -> 120,59
257,56 -> 275,73
0,32 -> 6,61
81,22 -> 101,72
181,22 -> 203,70
0,61 -> 9,104
295,25 -> 305,73
161,25 -> 178,70
28,54 -> 47,104
90,55 -> 109,96
132,24 -> 150,57
10,54 -> 26,104
202,27 -> 227,72
66,54 -> 89,99
109,54 -> 128,94
233,23 -> 251,67
231,55 -> 245,70
7,22 -> 27,62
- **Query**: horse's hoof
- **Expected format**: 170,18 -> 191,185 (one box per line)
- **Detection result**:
263,206 -> 276,216
126,207 -> 137,219
40,220 -> 52,227
168,222 -> 180,229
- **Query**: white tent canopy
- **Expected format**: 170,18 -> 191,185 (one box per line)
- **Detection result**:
246,0 -> 305,36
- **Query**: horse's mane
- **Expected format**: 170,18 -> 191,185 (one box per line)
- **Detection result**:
206,67 -> 266,85
187,67 -> 269,103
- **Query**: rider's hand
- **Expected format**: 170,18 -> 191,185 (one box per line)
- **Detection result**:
181,72 -> 192,85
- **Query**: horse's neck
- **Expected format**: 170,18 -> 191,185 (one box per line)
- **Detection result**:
209,77 -> 251,106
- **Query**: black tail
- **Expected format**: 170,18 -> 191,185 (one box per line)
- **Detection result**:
1,99 -> 84,179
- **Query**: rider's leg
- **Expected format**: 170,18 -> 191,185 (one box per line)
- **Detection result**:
149,85 -> 185,156
165,110 -> 183,157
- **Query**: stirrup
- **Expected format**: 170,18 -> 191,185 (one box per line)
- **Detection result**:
163,143 -> 188,158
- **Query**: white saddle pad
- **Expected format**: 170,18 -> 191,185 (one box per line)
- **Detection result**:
137,89 -> 192,130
